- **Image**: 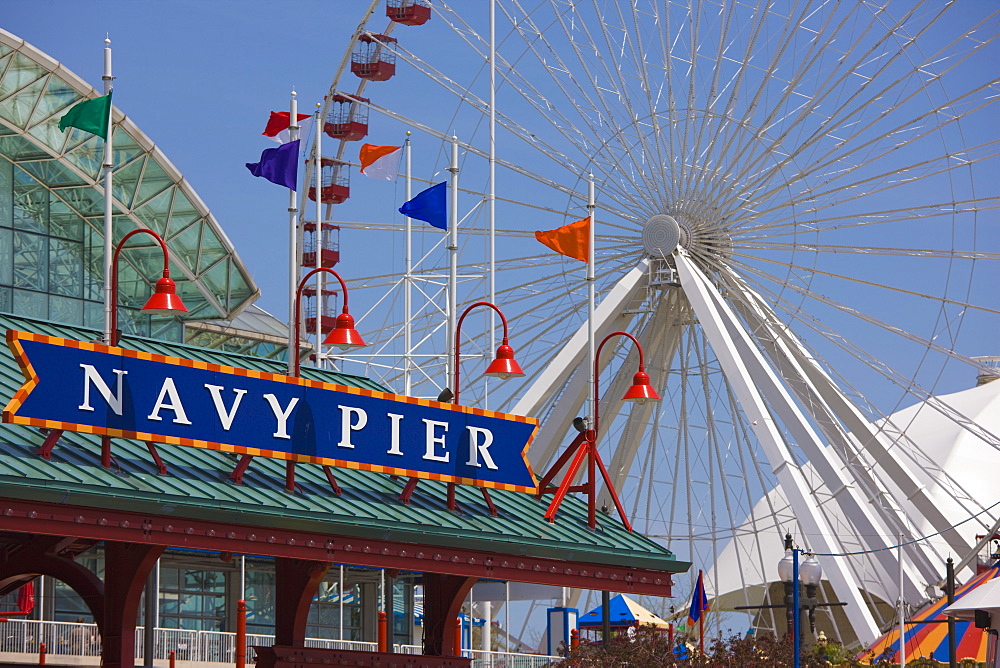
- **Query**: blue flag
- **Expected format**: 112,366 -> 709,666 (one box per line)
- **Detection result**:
246,139 -> 300,190
688,570 -> 709,626
399,181 -> 447,229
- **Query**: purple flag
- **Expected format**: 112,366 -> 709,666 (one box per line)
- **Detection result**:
246,139 -> 300,189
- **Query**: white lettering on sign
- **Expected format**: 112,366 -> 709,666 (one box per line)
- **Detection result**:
262,394 -> 299,439
147,378 -> 192,424
423,419 -> 450,462
204,384 -> 247,431
465,426 -> 498,470
338,406 -> 368,448
386,413 -> 404,455
78,364 -> 127,415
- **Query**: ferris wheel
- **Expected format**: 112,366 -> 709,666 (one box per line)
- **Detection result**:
307,0 -> 1000,645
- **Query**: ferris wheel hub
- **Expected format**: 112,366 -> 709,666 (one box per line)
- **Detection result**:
642,214 -> 682,257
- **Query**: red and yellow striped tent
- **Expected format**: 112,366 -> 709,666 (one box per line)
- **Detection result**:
865,565 -> 1000,663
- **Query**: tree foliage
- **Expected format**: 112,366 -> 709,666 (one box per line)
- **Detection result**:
559,627 -> 899,667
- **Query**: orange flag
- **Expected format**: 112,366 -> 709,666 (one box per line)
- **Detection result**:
534,218 -> 589,263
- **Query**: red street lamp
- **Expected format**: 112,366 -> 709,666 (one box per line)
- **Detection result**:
291,267 -> 366,377
453,301 -> 524,404
400,301 -> 524,515
539,331 -> 659,530
108,228 -> 187,346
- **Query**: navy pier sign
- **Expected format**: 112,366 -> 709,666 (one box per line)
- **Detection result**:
3,331 -> 539,493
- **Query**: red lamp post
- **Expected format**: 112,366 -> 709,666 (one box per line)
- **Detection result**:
290,267 -> 366,376
230,267 -> 365,491
399,301 -> 524,515
100,228 -> 188,468
539,331 -> 659,530
108,228 -> 187,346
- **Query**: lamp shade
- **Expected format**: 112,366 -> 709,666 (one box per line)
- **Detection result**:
484,343 -> 525,380
777,549 -> 795,583
800,554 -> 823,586
622,369 -> 660,404
141,276 -> 188,316
323,312 -> 366,350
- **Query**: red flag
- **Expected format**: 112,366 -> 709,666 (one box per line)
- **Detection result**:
263,112 -> 311,137
16,580 -> 35,615
534,218 -> 589,263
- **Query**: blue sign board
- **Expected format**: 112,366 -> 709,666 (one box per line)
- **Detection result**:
3,331 -> 539,492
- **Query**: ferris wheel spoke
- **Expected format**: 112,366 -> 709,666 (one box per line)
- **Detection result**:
732,257 -> 999,370
733,243 -> 1000,262
732,254 -> 1000,317
735,196 -> 1000,240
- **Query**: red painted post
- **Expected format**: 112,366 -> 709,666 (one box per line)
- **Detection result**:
668,622 -> 674,645
377,610 -> 388,653
236,599 -> 247,668
38,642 -> 46,665
454,615 -> 463,657
570,628 -> 579,649
169,650 -> 176,668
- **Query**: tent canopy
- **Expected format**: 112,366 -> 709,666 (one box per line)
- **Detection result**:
944,578 -> 1000,621
579,594 -> 671,629
865,565 -> 999,663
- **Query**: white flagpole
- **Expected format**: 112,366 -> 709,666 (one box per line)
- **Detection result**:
447,136 -> 460,393
587,175 -> 596,429
313,102 -> 323,368
286,91 -> 300,375
899,535 -> 906,668
404,132 -> 413,395
101,37 -> 115,344
488,0 -> 497,403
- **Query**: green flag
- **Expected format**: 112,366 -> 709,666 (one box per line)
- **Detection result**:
58,92 -> 112,139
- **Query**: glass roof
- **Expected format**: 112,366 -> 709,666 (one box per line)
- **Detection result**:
0,30 -> 259,321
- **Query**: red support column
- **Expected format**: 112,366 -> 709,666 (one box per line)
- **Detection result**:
236,599 -> 247,668
454,615 -> 463,657
102,542 -> 165,668
420,573 -> 476,657
378,610 -> 388,653
273,558 -> 330,646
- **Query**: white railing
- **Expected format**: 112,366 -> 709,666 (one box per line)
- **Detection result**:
0,619 -> 561,665
466,649 -> 563,667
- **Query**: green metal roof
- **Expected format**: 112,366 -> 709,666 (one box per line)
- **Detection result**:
0,314 -> 688,573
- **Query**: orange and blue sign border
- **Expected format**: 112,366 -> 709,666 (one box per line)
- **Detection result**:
2,330 -> 539,494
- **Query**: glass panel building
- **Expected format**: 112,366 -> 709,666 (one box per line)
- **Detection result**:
0,28 -> 261,342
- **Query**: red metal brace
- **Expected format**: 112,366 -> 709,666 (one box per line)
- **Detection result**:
229,454 -> 254,485
322,466 -> 342,496
144,442 -> 168,475
36,429 -> 63,460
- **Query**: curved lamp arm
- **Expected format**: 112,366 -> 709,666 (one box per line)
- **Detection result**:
454,301 -> 516,405
109,228 -> 184,346
292,267 -> 361,376
591,331 -> 649,440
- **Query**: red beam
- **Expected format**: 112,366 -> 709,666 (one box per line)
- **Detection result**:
0,498 -> 677,596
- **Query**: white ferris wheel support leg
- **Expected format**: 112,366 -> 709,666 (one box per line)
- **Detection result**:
725,271 -> 978,574
688,267 -> 929,602
513,260 -> 649,468
674,250 -> 881,640
724,272 -> 955,586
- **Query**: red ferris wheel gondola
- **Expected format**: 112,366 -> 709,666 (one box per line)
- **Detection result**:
307,158 -> 350,204
351,34 -> 398,81
386,0 -> 431,26
325,94 -> 369,141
